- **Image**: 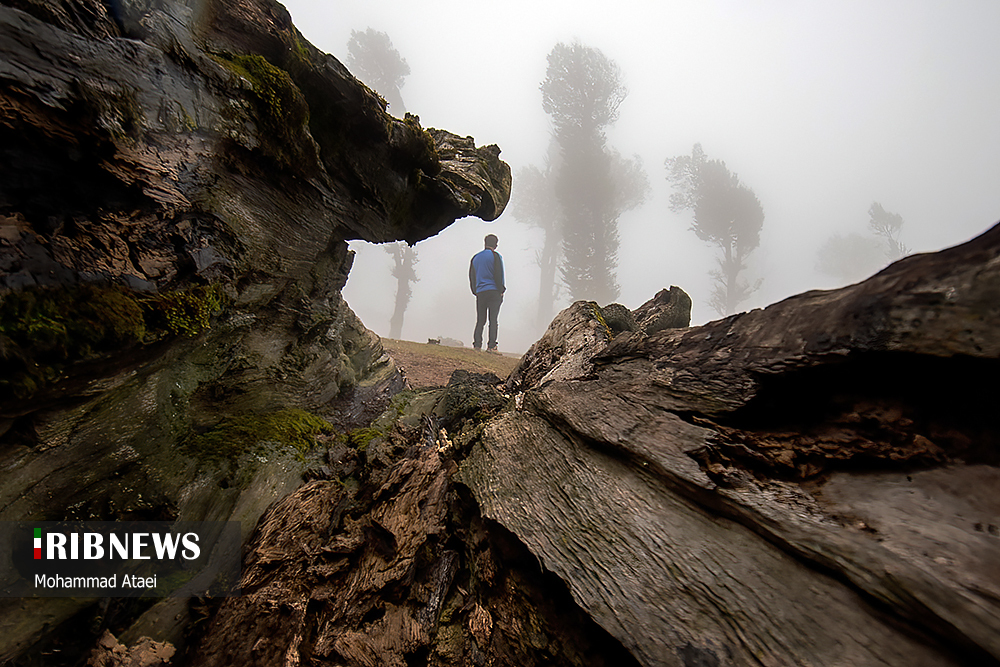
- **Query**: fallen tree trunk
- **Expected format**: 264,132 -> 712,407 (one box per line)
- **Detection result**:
185,226 -> 1000,666
460,222 -> 1000,666
188,228 -> 1000,667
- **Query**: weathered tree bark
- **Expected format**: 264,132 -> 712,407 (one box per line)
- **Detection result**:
189,227 -> 999,666
190,373 -> 641,667
0,0 -> 510,662
460,223 -> 1000,666
632,285 -> 692,333
4,2 -> 997,666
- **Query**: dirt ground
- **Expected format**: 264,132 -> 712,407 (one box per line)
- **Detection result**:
381,339 -> 521,388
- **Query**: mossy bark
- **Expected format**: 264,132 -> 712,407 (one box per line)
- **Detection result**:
0,0 -> 511,662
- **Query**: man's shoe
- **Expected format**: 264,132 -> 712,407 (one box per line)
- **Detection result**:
486,347 -> 500,355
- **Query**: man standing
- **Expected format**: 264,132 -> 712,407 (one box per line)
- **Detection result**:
469,233 -> 505,352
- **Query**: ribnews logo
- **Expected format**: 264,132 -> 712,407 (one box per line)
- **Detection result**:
2,521 -> 241,598
31,526 -> 201,561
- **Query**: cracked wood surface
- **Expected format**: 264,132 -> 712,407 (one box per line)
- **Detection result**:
461,222 -> 1000,666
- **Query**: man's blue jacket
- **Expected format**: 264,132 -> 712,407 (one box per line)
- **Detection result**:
469,248 -> 505,294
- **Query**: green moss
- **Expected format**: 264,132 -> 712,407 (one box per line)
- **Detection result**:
289,32 -> 312,68
342,427 -> 383,453
180,105 -> 197,131
214,52 -> 310,167
402,113 -> 440,175
389,390 -> 413,417
187,408 -> 333,463
590,303 -> 612,339
0,284 -> 226,401
231,54 -> 307,126
145,285 -> 225,338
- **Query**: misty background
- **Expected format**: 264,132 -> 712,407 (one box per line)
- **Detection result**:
281,0 -> 1000,353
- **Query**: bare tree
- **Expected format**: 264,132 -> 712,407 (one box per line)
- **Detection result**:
868,202 -> 909,259
386,243 -> 418,340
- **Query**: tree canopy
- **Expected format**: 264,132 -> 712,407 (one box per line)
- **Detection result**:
541,42 -> 626,140
347,28 -> 410,116
666,144 -> 764,316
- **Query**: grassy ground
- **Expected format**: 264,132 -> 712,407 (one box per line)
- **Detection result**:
381,339 -> 521,388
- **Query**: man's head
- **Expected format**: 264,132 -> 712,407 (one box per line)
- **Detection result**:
484,234 -> 498,249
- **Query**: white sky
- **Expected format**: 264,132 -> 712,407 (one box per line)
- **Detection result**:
281,0 -> 1000,353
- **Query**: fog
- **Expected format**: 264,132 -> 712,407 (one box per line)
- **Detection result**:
281,0 -> 1000,353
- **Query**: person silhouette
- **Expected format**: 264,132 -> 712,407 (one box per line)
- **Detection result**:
469,234 -> 505,352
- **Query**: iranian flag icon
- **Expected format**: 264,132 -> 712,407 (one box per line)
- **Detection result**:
33,528 -> 41,559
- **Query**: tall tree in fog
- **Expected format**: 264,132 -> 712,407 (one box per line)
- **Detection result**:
816,202 -> 908,284
386,243 -> 418,340
666,144 -> 764,316
541,41 -> 647,304
512,142 -> 564,327
347,28 -> 409,117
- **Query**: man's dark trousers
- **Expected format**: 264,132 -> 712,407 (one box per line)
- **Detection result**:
474,289 -> 503,350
